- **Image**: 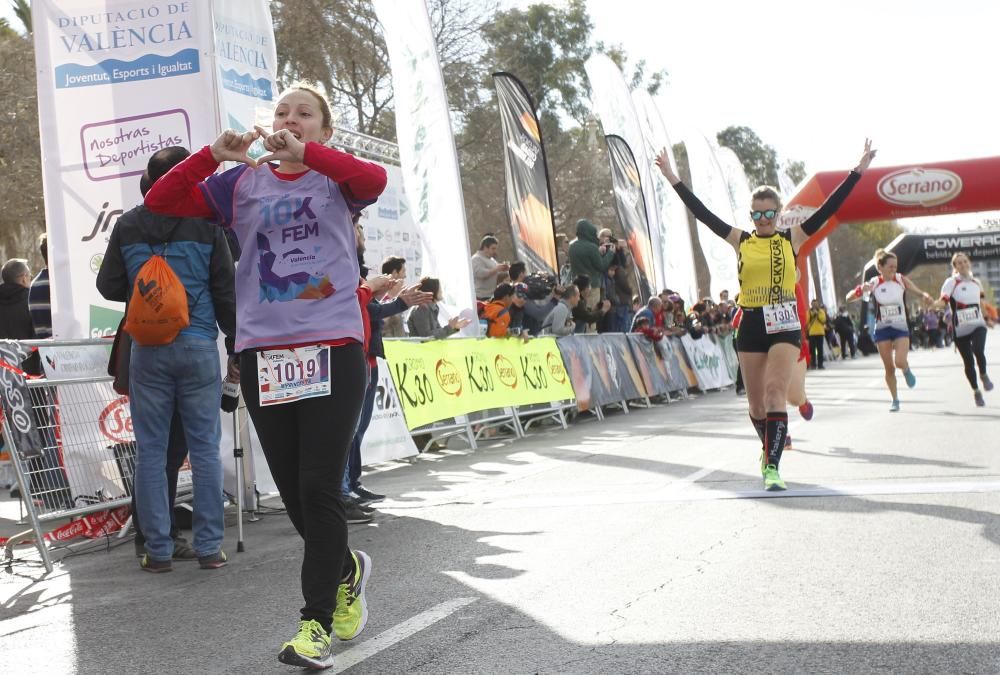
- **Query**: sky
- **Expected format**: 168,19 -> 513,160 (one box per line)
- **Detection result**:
507,0 -> 1000,232
5,0 -> 997,232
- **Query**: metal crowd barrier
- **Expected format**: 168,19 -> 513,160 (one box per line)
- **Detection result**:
0,340 -> 134,571
0,338 -> 249,573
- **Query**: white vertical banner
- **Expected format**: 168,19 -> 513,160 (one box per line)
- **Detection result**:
584,54 -> 664,291
683,131 -> 741,299
631,90 -> 698,304
806,255 -> 817,303
778,170 -> 798,202
372,0 -> 477,330
716,146 -> 754,233
814,238 -> 838,310
360,165 -> 425,284
33,0 -> 220,339
210,0 -> 277,153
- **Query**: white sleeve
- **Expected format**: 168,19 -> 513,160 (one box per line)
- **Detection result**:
939,276 -> 956,300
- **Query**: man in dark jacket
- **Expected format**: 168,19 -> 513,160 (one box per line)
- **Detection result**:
97,146 -> 235,572
568,219 -> 615,311
0,258 -> 72,508
0,259 -> 34,340
833,307 -> 857,359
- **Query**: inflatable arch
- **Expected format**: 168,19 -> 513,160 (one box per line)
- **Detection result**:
780,156 -> 1000,294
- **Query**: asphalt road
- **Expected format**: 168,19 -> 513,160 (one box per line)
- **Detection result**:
2,340 -> 999,674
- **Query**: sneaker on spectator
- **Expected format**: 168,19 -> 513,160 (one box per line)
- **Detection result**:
198,550 -> 229,570
140,554 -> 172,573
345,501 -> 373,524
172,536 -> 198,561
134,536 -> 198,560
353,485 -> 384,503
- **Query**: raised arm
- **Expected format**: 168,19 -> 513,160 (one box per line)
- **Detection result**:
792,140 -> 876,248
144,146 -> 219,218
655,148 -> 742,249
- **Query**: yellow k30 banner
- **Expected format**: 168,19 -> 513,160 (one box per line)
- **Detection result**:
383,337 -> 575,430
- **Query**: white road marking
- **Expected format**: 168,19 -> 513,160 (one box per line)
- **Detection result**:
330,597 -> 477,673
379,480 -> 1000,511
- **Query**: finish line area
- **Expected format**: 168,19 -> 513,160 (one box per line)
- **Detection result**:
2,342 -> 998,673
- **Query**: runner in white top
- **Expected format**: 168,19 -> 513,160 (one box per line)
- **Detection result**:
935,252 -> 993,406
846,248 -> 931,411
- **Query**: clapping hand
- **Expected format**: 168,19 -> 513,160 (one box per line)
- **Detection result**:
398,283 -> 434,307
364,274 -> 395,294
210,129 -> 260,168
448,316 -> 472,330
387,278 -> 405,298
854,138 -> 877,174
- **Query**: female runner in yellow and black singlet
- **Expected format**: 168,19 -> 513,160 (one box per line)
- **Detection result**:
655,140 -> 876,490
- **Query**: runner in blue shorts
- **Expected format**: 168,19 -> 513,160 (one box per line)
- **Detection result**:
847,248 -> 931,411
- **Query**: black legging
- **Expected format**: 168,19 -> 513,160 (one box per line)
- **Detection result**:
954,326 -> 989,390
808,335 -> 825,368
241,343 -> 367,632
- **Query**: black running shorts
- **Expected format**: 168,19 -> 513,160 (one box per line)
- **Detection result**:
735,307 -> 802,353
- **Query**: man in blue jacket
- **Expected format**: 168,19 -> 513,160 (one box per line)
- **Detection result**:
97,146 -> 236,573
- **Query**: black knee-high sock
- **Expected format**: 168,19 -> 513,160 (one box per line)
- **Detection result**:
765,412 -> 789,467
750,416 -> 766,446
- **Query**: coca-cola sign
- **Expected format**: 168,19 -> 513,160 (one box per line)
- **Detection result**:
99,397 -> 134,443
877,168 -> 963,208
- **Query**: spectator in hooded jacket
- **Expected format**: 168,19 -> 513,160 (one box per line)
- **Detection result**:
568,219 -> 615,310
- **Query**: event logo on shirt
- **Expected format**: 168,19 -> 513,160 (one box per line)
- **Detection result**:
257,196 -> 334,302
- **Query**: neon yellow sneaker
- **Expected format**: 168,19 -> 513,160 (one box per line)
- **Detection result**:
334,550 -> 371,641
278,619 -> 332,670
763,464 -> 786,491
759,451 -> 767,476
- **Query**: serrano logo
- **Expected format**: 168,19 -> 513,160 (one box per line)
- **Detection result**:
546,352 -> 567,384
99,397 -> 133,443
877,168 -> 963,208
494,355 -> 518,389
776,204 -> 816,231
435,359 -> 463,396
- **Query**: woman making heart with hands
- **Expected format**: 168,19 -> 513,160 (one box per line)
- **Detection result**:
146,84 -> 386,670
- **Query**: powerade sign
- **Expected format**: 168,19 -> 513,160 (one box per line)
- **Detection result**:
53,2 -> 200,89
863,230 -> 1000,277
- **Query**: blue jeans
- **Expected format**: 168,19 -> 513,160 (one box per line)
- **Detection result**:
130,334 -> 223,561
343,363 -> 379,496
